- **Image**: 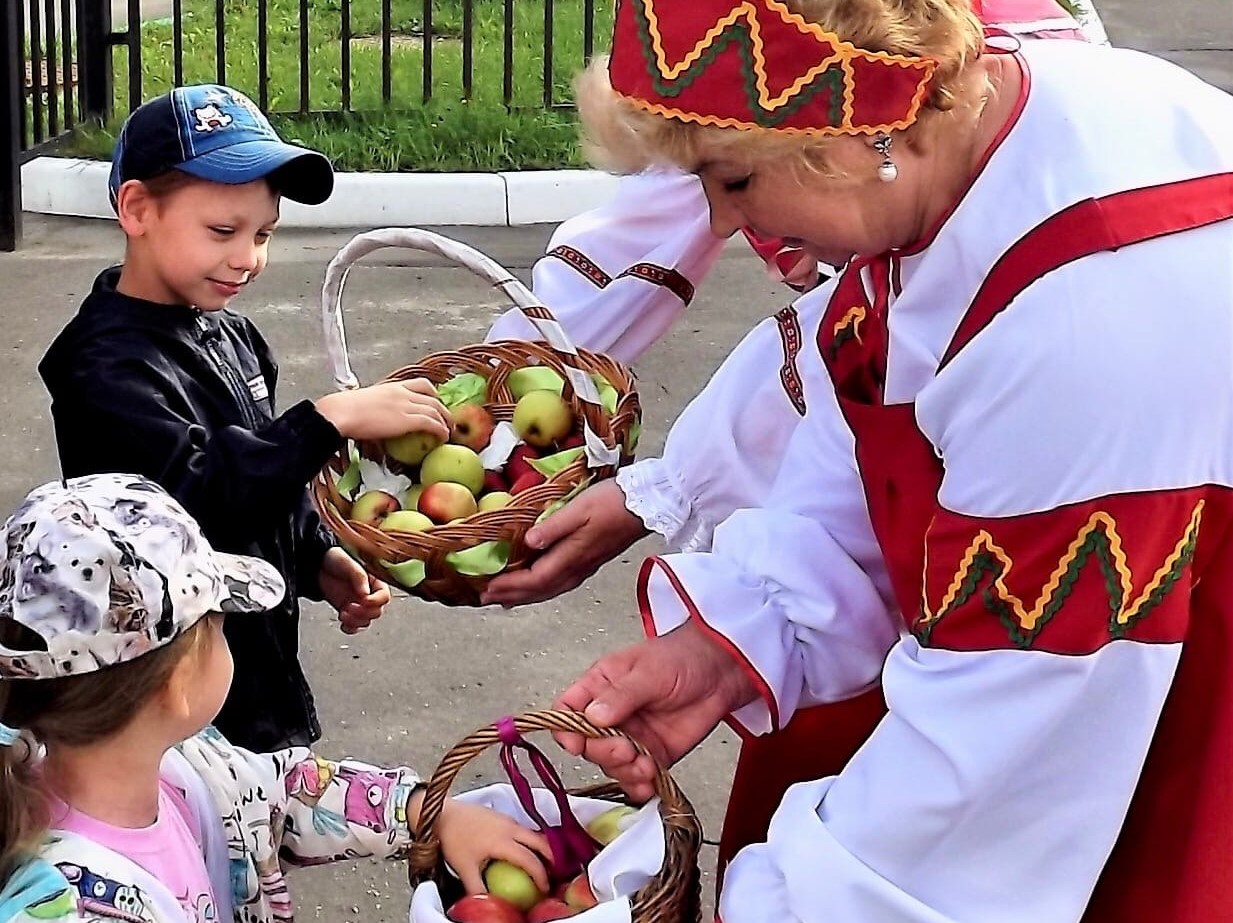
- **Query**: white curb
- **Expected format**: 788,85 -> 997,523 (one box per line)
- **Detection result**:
20,156 -> 624,227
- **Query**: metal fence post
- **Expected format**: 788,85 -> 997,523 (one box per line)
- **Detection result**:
78,0 -> 113,123
1,0 -> 23,251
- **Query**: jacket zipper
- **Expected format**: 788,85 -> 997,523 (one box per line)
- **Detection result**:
195,314 -> 262,430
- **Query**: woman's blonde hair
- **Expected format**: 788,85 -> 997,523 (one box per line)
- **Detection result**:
0,616 -> 216,882
581,0 -> 986,175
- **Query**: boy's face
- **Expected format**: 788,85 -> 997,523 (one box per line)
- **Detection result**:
117,177 -> 280,310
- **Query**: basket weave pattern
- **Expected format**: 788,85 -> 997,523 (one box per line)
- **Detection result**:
311,341 -> 640,606
408,710 -> 702,923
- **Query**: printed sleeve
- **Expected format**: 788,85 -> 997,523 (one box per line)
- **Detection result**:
179,728 -> 420,873
487,171 -> 724,363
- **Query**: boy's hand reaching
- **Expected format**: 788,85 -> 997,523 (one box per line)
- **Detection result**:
315,379 -> 450,442
433,799 -> 553,896
318,547 -> 391,634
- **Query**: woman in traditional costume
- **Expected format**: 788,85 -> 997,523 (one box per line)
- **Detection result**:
536,0 -> 1233,919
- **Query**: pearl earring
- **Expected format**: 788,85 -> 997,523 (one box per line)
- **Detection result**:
873,132 -> 898,182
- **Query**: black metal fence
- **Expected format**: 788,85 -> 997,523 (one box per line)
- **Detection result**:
3,0 -> 109,250
2,0 -> 610,251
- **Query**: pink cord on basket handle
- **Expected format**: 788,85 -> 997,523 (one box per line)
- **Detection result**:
496,716 -> 600,880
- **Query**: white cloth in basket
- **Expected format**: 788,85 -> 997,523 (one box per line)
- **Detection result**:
409,783 -> 666,922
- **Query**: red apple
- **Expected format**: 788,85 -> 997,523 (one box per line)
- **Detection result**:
446,893 -> 525,923
563,874 -> 598,912
527,898 -> 576,922
484,470 -> 509,493
556,433 -> 586,450
512,391 -> 574,448
450,404 -> 497,452
418,481 -> 478,523
506,445 -> 541,485
350,490 -> 399,526
510,471 -> 547,495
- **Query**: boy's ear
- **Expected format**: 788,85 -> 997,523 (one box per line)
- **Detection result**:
115,180 -> 156,237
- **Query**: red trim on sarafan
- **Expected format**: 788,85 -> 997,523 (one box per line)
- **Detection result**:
774,305 -> 807,416
917,487 -> 1214,654
941,172 -> 1233,367
638,556 -> 782,731
546,245 -> 696,305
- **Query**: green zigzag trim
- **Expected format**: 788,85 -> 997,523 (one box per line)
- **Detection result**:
912,520 -> 1198,650
632,1 -> 846,129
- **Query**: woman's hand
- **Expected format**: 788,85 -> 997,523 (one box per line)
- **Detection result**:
315,379 -> 450,442
431,799 -> 553,896
553,621 -> 761,802
318,547 -> 391,634
481,479 -> 649,607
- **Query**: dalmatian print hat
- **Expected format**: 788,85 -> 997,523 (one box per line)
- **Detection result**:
0,473 -> 285,680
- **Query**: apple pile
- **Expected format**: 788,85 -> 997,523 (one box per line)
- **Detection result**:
445,806 -> 638,922
348,369 -> 598,536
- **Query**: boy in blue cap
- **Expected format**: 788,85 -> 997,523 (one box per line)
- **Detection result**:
37,85 -> 451,751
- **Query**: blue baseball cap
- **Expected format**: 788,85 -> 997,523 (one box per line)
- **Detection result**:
108,84 -> 334,208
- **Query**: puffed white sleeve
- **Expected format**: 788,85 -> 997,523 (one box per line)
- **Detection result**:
636,314 -> 901,734
617,282 -> 831,551
486,170 -> 725,364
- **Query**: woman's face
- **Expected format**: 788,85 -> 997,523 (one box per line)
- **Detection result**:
695,136 -> 921,265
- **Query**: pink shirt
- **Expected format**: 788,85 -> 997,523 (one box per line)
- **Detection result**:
50,779 -> 219,922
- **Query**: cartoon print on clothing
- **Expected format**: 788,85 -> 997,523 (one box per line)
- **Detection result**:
335,766 -> 413,845
57,863 -> 152,922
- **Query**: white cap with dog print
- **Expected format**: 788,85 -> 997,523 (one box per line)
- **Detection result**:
0,473 -> 284,681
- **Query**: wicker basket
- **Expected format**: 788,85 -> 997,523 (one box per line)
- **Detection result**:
310,229 -> 641,606
408,709 -> 702,923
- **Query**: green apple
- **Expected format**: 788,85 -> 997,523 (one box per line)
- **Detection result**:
508,366 -> 565,400
483,860 -> 544,912
477,491 -> 514,512
402,484 -> 425,510
512,390 -> 574,449
379,509 -> 434,533
350,490 -> 399,526
385,431 -> 443,466
586,805 -> 638,846
419,444 -> 486,495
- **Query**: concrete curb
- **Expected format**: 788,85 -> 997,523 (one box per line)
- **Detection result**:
20,156 -> 624,227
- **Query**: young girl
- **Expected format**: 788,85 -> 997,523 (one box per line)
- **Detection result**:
37,84 -> 452,753
0,474 -> 550,922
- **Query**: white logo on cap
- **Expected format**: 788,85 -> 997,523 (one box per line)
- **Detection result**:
192,104 -> 233,133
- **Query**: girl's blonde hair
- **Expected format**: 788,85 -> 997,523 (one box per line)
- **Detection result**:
0,616 -> 215,882
581,0 -> 986,176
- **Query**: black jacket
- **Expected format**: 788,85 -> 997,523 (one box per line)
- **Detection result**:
39,267 -> 343,751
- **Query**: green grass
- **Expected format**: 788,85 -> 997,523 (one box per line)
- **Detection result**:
60,0 -> 613,171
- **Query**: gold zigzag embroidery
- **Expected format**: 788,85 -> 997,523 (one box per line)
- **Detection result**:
639,0 -> 931,114
921,501 -> 1204,632
832,305 -> 866,344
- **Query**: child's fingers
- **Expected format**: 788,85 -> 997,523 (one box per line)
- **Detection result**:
510,825 -> 553,862
455,861 -> 486,896
487,843 -> 551,894
400,378 -> 441,399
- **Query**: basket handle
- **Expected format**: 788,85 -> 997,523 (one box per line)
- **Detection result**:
406,709 -> 693,883
320,228 -> 618,467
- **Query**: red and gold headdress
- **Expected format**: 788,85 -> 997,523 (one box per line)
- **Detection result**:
608,0 -> 939,136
